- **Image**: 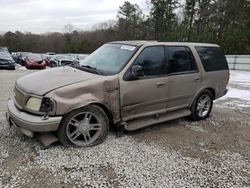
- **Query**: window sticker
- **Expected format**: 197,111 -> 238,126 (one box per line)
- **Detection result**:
120,45 -> 136,51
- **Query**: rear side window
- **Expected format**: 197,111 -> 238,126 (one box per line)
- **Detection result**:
195,46 -> 228,71
167,46 -> 197,73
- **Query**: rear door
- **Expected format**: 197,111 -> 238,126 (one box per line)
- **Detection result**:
166,46 -> 201,111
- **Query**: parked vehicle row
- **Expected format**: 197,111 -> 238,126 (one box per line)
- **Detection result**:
5,52 -> 88,70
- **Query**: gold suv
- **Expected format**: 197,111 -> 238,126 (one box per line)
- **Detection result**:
6,41 -> 229,147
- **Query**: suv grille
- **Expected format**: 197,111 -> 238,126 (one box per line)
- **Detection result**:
14,87 -> 25,107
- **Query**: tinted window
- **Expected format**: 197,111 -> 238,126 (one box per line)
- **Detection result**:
61,61 -> 72,66
134,46 -> 166,76
195,46 -> 228,71
167,46 -> 197,73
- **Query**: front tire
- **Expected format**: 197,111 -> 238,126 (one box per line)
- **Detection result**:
58,105 -> 109,147
190,90 -> 213,121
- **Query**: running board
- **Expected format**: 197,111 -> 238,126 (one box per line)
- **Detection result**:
124,109 -> 191,131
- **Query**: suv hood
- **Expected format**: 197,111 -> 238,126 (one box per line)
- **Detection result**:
16,67 -> 100,95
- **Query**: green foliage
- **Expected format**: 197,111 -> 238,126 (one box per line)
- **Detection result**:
117,1 -> 144,39
150,0 -> 179,39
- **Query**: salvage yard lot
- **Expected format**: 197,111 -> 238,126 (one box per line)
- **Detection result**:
0,69 -> 250,187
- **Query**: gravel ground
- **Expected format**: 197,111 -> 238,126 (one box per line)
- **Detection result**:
0,69 -> 250,187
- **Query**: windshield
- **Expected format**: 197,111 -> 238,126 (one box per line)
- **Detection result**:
55,55 -> 74,61
21,52 -> 31,57
0,52 -> 12,60
27,54 -> 43,61
80,43 -> 137,75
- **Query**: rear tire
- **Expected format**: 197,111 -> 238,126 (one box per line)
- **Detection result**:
190,90 -> 213,121
57,105 -> 109,147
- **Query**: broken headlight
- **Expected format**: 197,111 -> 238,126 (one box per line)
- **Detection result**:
39,97 -> 55,113
26,97 -> 54,113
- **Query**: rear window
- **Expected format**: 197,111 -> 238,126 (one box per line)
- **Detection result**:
61,61 -> 72,66
195,46 -> 228,71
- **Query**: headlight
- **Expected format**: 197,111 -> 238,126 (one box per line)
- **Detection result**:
26,97 -> 54,112
26,97 -> 42,111
39,97 -> 54,112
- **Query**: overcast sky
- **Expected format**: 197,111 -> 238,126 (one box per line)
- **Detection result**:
0,0 -> 148,34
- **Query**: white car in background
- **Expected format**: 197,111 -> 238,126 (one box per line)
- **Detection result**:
49,54 -> 79,67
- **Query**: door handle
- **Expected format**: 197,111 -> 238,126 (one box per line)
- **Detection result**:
156,82 -> 166,88
194,78 -> 200,82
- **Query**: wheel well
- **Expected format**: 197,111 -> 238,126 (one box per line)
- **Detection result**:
206,88 -> 215,99
92,103 -> 114,126
190,88 -> 216,108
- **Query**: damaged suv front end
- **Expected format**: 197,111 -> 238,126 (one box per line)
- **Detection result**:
6,43 -> 133,147
7,85 -> 61,136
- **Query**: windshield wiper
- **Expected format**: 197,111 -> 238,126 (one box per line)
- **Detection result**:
82,65 -> 104,75
71,64 -> 103,75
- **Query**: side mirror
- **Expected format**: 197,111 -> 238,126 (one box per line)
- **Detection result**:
131,65 -> 144,79
123,65 -> 144,81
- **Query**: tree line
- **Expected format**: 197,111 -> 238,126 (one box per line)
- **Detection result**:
0,0 -> 249,54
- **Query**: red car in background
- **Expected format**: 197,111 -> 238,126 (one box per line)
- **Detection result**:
25,54 -> 46,69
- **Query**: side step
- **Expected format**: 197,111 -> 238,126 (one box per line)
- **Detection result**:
124,109 -> 191,131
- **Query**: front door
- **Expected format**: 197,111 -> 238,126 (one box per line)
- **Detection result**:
120,46 -> 168,121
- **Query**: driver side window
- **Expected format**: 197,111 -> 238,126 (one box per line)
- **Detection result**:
134,46 -> 166,76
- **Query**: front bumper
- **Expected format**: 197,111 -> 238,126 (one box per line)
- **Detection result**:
0,64 -> 15,69
7,99 -> 62,135
26,63 -> 46,69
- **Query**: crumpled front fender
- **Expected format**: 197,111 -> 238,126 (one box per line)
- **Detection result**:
46,75 -> 120,123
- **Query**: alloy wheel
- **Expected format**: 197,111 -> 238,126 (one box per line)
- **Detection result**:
66,112 -> 102,146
